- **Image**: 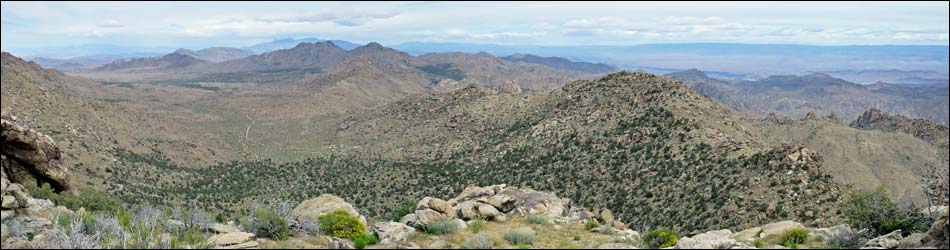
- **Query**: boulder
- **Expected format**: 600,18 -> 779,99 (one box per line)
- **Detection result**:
921,213 -> 948,249
412,209 -> 448,228
329,237 -> 354,249
862,230 -> 902,249
898,233 -> 926,249
417,197 -> 453,215
1,195 -> 17,209
731,227 -> 762,243
476,203 -> 501,220
292,194 -> 360,225
395,241 -> 422,249
452,219 -> 468,230
450,185 -> 505,204
204,223 -> 241,234
599,209 -> 615,224
612,221 -> 626,230
207,232 -> 256,247
676,229 -> 737,249
221,240 -> 260,249
760,221 -> 805,238
495,187 -> 571,218
454,201 -> 479,220
399,214 -> 417,226
372,222 -> 416,244
483,194 -> 517,213
1,117 -> 70,192
812,224 -> 854,241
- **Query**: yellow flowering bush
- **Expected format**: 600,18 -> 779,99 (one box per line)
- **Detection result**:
318,210 -> 366,239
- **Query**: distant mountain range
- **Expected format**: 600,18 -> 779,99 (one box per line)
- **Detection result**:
666,69 -> 950,125
241,38 -> 363,53
80,41 -> 614,92
392,42 -> 950,76
18,41 -> 949,80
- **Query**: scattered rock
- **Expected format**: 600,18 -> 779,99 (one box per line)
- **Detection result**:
329,237 -> 354,249
372,222 -> 416,244
206,232 -> 256,247
862,230 -> 902,249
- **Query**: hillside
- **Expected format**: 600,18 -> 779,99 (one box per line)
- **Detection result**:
666,69 -> 950,125
105,72 -> 849,235
1,52 -> 232,189
502,53 -> 619,73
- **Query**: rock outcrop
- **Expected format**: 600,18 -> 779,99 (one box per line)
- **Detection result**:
1,115 -> 70,192
399,184 -> 619,231
1,115 -> 74,249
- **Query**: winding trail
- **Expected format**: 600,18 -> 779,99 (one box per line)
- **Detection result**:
241,114 -> 256,156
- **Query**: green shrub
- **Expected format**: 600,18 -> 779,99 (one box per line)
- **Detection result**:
573,234 -> 581,241
504,227 -> 536,245
842,188 -> 929,236
469,219 -> 486,233
250,208 -> 290,240
28,183 -> 123,213
780,229 -> 810,248
464,232 -> 493,249
584,220 -> 600,231
318,210 -> 366,239
643,228 -> 678,249
424,219 -> 459,235
527,214 -> 548,225
352,233 -> 378,249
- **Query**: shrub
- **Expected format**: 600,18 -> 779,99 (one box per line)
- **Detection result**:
504,227 -> 536,245
469,219 -> 486,233
842,188 -> 930,236
779,229 -> 810,248
527,214 -> 548,225
424,219 -> 459,235
826,233 -> 867,249
28,183 -> 123,213
463,232 -> 493,249
584,220 -> 600,231
573,234 -> 581,241
249,208 -> 290,241
643,228 -> 678,249
318,210 -> 366,239
352,233 -> 378,249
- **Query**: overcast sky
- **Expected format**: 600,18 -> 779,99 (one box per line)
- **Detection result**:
2,1 -> 948,51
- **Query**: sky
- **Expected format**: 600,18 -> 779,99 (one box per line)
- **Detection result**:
2,1 -> 949,52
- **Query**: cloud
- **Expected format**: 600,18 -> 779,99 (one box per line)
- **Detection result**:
256,10 -> 399,27
98,20 -> 124,28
